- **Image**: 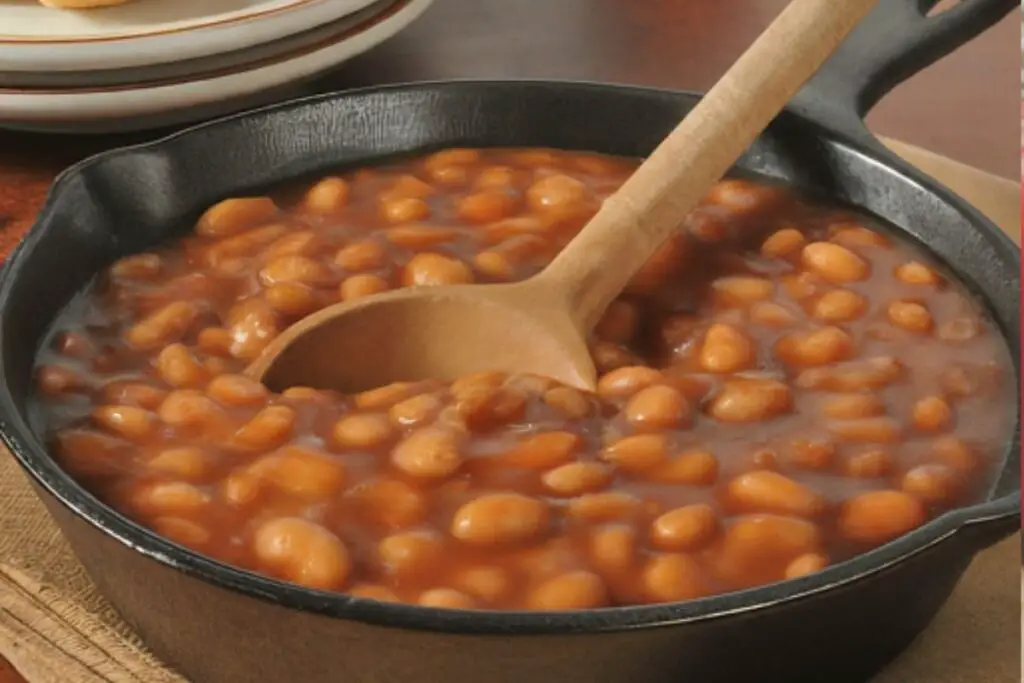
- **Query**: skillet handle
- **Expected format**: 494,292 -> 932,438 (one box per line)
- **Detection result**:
792,0 -> 1017,137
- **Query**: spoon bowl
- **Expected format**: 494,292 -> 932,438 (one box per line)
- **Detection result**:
248,280 -> 596,393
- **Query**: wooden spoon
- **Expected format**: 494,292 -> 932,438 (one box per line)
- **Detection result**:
247,0 -> 879,393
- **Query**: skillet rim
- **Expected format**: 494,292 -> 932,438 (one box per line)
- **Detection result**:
0,79 -> 1019,635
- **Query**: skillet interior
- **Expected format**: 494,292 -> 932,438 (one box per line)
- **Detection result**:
0,82 -> 1019,638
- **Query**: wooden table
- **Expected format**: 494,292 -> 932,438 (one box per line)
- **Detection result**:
0,2 -> 1018,681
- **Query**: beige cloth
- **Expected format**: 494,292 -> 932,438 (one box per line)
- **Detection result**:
0,139 -> 1020,683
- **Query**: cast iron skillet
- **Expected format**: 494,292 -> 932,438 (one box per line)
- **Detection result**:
0,2 -> 1019,682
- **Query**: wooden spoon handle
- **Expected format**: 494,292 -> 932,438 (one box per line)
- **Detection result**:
535,0 -> 879,330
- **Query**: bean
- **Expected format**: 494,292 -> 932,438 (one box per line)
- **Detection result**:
152,517 -> 211,548
912,395 -> 952,432
711,276 -> 774,306
386,225 -> 460,250
567,492 -> 643,523
263,231 -> 322,260
36,365 -> 85,395
473,251 -> 515,280
340,274 -> 390,301
708,379 -> 791,423
749,301 -> 798,328
591,341 -> 642,373
253,517 -> 351,590
938,318 -> 981,343
419,588 -> 477,609
206,374 -> 269,406
132,481 -> 210,516
220,470 -> 262,506
457,191 -> 515,223
821,393 -> 884,420
784,553 -> 828,579
92,405 -> 155,441
259,255 -> 329,287
475,165 -> 516,188
355,382 -> 419,409
451,493 -> 549,546
378,530 -> 444,577
110,253 -> 163,280
334,240 -> 386,272
125,301 -> 199,350
231,405 -> 296,451
601,434 -> 668,473
148,447 -> 208,480
333,413 -> 394,449
385,174 -> 435,199
650,504 -> 718,552
501,431 -> 581,469
828,417 -> 902,444
596,366 -> 665,398
775,326 -> 853,366
527,571 -> 608,610
543,386 -> 593,419
542,462 -> 614,496
154,343 -> 208,388
203,224 -> 288,266
642,554 -> 708,603
624,385 -> 690,429
726,470 -> 824,518
589,525 -> 637,574
249,445 -> 346,499
303,177 -> 349,213
353,479 -> 427,529
527,174 -> 589,215
895,261 -> 940,286
453,384 -> 527,431
887,300 -> 933,333
786,438 -> 835,471
761,228 -> 806,258
648,450 -> 719,486
699,323 -> 755,373
830,225 -> 890,248
812,289 -> 866,323
802,242 -> 868,283
381,197 -> 430,223
452,566 -> 512,603
901,464 -> 957,504
158,390 -> 222,428
264,282 -> 316,316
389,393 -> 443,426
837,490 -> 926,545
392,427 -> 463,478
842,448 -> 893,478
226,298 -> 279,360
933,436 -> 975,472
403,253 -> 475,287
197,197 -> 278,238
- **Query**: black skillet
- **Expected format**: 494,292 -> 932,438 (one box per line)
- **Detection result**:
0,1 -> 1019,682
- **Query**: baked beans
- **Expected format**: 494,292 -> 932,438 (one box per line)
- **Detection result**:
33,148 -> 1013,611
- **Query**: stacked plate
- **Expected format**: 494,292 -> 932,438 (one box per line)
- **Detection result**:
0,0 -> 432,133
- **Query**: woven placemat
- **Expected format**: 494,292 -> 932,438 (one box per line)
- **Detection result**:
0,139 -> 1019,683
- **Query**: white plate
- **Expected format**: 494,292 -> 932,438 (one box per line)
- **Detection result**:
0,0 -> 431,133
0,0 -> 392,88
0,0 -> 382,72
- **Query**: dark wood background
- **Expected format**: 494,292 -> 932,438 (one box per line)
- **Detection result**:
0,1 -> 1018,680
